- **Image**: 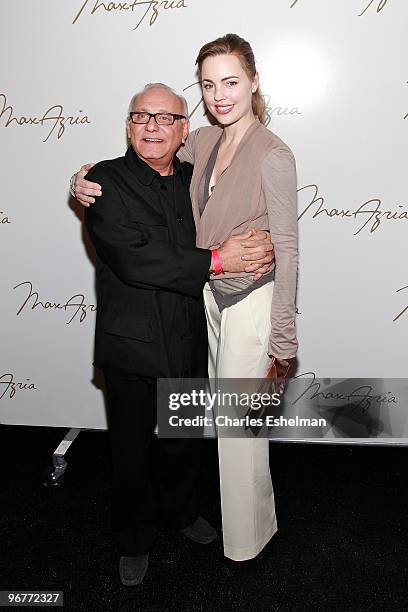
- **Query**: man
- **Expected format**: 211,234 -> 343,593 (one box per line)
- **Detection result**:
82,83 -> 272,586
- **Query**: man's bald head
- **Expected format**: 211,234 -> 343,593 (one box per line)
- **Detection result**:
128,83 -> 188,117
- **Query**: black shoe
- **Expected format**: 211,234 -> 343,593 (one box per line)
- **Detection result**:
179,517 -> 217,544
119,554 -> 149,586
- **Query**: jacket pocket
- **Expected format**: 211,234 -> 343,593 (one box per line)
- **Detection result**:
132,219 -> 168,241
129,209 -> 168,239
102,312 -> 155,342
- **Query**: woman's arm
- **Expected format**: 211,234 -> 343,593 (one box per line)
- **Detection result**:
69,163 -> 101,206
71,127 -> 202,206
176,128 -> 200,164
262,146 -> 299,361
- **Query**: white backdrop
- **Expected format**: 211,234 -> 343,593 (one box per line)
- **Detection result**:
0,1 -> 407,432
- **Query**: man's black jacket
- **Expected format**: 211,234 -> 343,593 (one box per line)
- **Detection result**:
84,146 -> 211,378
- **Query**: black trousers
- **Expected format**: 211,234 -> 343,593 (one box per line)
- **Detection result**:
103,368 -> 202,556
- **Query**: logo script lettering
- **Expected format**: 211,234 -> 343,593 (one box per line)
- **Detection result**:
182,81 -> 301,125
289,0 -> 390,16
0,211 -> 11,225
72,0 -> 188,30
292,372 -> 398,414
297,184 -> 408,235
0,373 -> 37,400
13,281 -> 97,325
0,94 -> 90,143
393,285 -> 408,322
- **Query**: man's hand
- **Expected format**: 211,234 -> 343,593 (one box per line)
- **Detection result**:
213,229 -> 274,274
70,163 -> 101,207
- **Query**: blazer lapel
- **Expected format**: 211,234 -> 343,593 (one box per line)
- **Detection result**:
198,120 -> 261,227
190,127 -> 222,229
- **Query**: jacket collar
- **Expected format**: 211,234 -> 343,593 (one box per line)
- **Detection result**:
125,145 -> 185,186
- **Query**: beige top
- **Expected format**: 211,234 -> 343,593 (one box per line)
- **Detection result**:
178,119 -> 298,359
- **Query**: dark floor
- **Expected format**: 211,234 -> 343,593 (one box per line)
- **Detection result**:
0,425 -> 407,611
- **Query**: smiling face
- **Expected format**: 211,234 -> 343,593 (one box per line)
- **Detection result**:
200,53 -> 258,127
127,86 -> 189,174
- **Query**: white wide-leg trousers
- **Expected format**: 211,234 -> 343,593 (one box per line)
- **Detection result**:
204,282 -> 277,561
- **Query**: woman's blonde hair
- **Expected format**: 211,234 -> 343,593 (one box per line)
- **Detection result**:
195,33 -> 267,125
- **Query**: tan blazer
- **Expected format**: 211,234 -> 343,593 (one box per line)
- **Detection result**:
178,119 -> 298,360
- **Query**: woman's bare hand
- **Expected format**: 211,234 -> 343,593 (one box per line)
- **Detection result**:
70,163 -> 101,207
240,229 -> 274,276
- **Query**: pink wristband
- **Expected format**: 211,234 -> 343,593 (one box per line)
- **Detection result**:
211,249 -> 224,275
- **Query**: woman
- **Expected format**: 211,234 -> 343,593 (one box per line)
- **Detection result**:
72,34 -> 298,561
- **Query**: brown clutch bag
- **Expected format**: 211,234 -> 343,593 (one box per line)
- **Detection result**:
244,356 -> 293,433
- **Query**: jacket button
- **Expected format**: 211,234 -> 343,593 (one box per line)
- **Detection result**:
176,216 -> 183,223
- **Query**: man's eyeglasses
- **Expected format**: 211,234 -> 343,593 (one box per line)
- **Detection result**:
129,112 -> 186,126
